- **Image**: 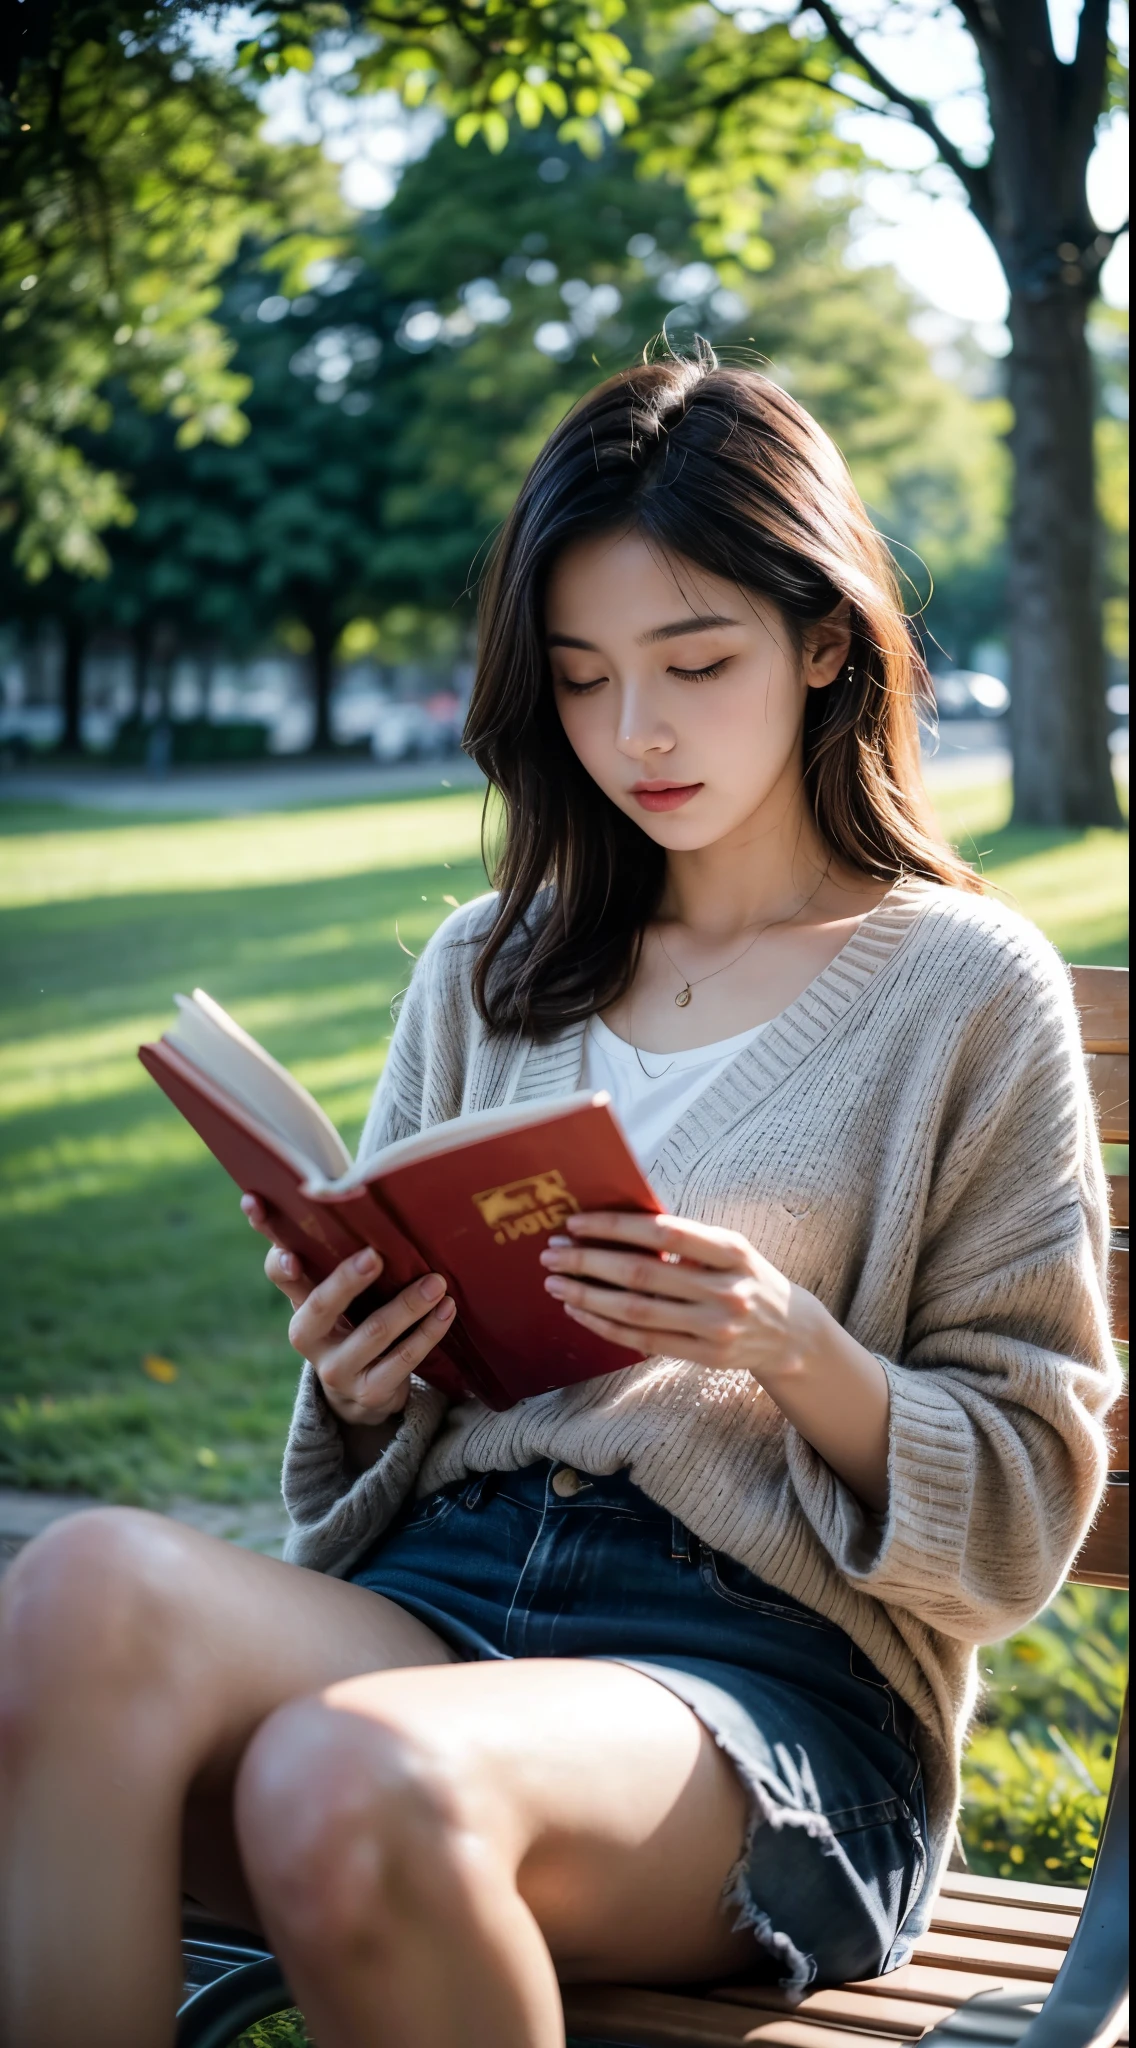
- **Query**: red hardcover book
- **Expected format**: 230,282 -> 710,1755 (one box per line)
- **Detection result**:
139,990 -> 662,1409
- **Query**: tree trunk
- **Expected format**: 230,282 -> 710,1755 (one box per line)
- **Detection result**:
1006,287 -> 1121,826
58,618 -> 85,755
309,622 -> 336,753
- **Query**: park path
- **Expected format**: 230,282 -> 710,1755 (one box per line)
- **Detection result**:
0,1488 -> 289,1580
0,753 -> 485,814
0,721 -> 1031,816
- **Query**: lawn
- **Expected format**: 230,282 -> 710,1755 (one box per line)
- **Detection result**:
0,776 -> 1127,1505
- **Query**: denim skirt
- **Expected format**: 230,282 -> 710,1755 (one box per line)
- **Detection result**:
347,1458 -> 930,1993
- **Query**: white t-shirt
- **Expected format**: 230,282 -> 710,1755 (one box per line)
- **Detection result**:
579,1011 -> 765,1171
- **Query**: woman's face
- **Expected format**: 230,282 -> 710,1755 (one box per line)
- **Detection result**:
546,529 -> 848,852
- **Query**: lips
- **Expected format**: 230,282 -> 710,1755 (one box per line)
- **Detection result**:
630,781 -> 703,812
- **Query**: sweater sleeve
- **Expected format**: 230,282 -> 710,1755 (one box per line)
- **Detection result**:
279,913 -> 476,1571
785,934 -> 1122,1642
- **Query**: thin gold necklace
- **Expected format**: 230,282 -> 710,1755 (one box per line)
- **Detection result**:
655,865 -> 830,1009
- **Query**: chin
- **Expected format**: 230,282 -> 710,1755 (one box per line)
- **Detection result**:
629,807 -> 736,851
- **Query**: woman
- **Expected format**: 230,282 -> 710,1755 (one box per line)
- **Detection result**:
0,356 -> 1118,2048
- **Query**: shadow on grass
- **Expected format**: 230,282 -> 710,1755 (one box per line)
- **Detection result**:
0,780 -> 485,837
0,850 -> 488,1500
954,819 -> 1129,967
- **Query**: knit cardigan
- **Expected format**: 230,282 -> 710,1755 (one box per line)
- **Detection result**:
281,877 -> 1120,1885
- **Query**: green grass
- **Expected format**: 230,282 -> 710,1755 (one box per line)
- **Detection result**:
0,788 -> 492,1502
0,776 -> 1127,1504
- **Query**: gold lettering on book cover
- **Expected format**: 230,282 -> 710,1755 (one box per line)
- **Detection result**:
472,1169 -> 580,1245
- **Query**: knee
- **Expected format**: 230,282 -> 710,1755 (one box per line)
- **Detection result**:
0,1507 -> 190,1746
236,1694 -> 490,1959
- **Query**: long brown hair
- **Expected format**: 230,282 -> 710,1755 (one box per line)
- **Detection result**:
464,351 -> 979,1036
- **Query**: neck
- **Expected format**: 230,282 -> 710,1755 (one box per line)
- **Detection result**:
658,762 -> 831,939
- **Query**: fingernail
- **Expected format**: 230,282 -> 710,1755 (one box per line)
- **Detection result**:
353,1248 -> 379,1275
280,1253 -> 296,1277
546,1235 -> 572,1247
421,1273 -> 446,1302
436,1296 -> 456,1321
539,1248 -> 562,1266
544,1276 -> 568,1296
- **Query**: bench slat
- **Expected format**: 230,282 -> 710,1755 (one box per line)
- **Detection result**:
846,1963 -> 1056,2005
1105,1388 -> 1130,1473
1071,966 -> 1130,1054
1086,1051 -> 1129,1143
927,1895 -> 1077,1944
909,1930 -> 1064,1978
709,1983 -> 970,2037
1109,1240 -> 1129,1342
936,1872 -> 1086,1911
563,1984 -> 897,2044
1070,1481 -> 1130,1586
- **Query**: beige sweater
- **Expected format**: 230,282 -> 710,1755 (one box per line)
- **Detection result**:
281,879 -> 1120,1881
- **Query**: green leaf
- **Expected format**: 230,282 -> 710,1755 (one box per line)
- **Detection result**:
516,83 -> 544,126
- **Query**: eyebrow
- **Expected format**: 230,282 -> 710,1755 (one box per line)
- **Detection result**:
547,612 -> 739,652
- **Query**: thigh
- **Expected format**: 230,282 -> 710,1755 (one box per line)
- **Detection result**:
308,1655 -> 756,1983
25,1510 -> 458,1916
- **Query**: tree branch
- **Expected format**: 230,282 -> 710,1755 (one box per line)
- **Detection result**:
800,0 -> 995,232
1067,0 -> 1111,161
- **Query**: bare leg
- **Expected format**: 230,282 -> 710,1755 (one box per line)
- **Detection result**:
0,1508 -> 455,2048
235,1658 -> 755,2048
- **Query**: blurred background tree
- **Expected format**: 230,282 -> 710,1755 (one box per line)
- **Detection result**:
223,0 -> 1127,823
0,0 -> 1125,788
0,1 -> 344,593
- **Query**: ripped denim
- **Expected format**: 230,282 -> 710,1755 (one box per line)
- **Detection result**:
348,1458 -> 930,1994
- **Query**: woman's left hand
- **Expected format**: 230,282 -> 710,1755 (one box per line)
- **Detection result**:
540,1211 -> 804,1383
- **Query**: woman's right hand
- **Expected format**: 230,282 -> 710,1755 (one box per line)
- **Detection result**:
242,1194 -> 456,1428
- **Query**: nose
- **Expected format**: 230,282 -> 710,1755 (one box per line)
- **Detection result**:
615,678 -> 675,762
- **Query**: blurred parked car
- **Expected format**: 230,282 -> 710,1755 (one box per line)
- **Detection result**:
0,704 -> 120,759
371,699 -> 443,764
422,691 -> 465,751
370,692 -> 464,763
932,670 -> 1010,720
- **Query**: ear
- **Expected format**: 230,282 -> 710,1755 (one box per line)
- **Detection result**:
802,602 -> 853,692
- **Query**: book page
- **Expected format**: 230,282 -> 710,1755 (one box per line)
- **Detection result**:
315,1090 -> 612,1194
166,991 -> 352,1183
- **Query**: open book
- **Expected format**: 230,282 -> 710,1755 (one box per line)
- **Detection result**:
139,991 -> 661,1409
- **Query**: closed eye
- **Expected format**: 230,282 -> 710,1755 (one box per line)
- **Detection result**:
667,659 -> 729,681
557,675 -> 608,694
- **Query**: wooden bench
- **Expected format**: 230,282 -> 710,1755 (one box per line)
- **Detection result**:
179,965 -> 1130,2048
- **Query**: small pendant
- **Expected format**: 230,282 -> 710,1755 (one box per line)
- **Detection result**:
675,986 -> 692,1008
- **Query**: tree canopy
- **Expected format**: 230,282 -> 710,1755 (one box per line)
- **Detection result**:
4,0 -> 1123,805
1,1 -> 342,579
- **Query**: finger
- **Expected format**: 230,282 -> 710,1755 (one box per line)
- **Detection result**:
241,1194 -> 276,1242
264,1243 -> 312,1309
546,1273 -> 719,1337
302,1269 -> 448,1379
321,1298 -> 457,1419
541,1240 -> 717,1302
565,1212 -> 753,1270
560,1301 -> 713,1364
286,1246 -> 388,1353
